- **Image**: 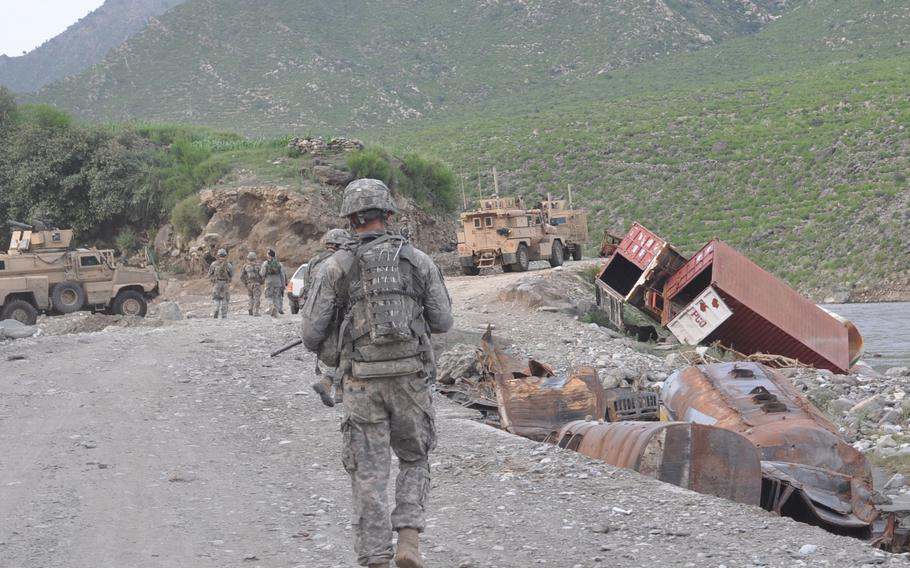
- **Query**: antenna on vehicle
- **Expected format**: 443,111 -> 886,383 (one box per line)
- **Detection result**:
461,171 -> 467,210
568,184 -> 573,208
477,169 -> 483,199
492,166 -> 499,196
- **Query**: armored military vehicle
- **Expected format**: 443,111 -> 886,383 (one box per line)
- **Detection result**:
0,221 -> 160,325
457,196 -> 588,275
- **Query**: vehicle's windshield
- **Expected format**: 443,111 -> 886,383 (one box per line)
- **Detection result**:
292,265 -> 308,280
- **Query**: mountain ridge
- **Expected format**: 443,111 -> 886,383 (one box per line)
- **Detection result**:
0,0 -> 186,93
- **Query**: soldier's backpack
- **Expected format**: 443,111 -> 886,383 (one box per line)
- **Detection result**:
265,258 -> 282,275
213,260 -> 230,281
334,234 -> 429,378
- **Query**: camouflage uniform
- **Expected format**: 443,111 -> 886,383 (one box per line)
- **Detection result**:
305,229 -> 353,407
240,252 -> 264,316
260,252 -> 286,317
301,179 -> 453,568
207,250 -> 234,318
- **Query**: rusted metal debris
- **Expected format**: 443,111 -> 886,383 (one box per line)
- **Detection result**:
604,388 -> 659,422
662,362 -> 876,535
555,420 -> 762,505
479,328 -> 604,441
595,223 -> 688,329
598,229 -> 623,258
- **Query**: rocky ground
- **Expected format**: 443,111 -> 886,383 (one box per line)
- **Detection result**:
1,263 -> 909,567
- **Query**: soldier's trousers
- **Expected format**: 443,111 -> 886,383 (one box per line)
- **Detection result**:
341,373 -> 436,567
212,281 -> 230,318
246,284 -> 262,315
265,285 -> 283,316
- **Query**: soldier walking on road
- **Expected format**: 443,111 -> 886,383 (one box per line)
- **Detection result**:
240,251 -> 264,316
207,248 -> 234,319
301,179 -> 453,568
306,228 -> 353,407
260,248 -> 286,317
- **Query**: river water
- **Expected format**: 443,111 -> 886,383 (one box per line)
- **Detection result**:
822,302 -> 910,372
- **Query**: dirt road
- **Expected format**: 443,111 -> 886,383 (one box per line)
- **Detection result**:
1,265 -> 906,568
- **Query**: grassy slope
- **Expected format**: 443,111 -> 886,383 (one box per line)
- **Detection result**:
34,0 -> 786,132
376,0 -> 910,297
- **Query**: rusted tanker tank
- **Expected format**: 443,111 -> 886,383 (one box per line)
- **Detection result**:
555,420 -> 762,506
662,362 -> 876,534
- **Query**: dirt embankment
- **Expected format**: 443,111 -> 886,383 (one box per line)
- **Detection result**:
157,184 -> 457,270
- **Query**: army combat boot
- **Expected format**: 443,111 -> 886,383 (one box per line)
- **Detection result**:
394,528 -> 424,568
312,376 -> 335,407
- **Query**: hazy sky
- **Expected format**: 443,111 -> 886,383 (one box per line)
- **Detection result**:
0,0 -> 105,57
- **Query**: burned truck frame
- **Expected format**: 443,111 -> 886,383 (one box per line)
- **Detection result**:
457,196 -> 588,275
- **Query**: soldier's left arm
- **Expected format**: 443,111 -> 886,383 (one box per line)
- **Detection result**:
300,259 -> 342,352
414,252 -> 454,334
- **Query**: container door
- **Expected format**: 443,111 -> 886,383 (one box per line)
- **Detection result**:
666,286 -> 733,345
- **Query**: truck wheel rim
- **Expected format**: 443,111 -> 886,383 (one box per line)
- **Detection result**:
11,308 -> 30,323
61,289 -> 78,305
122,298 -> 142,315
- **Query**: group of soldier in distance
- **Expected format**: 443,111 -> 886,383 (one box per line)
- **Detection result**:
203,245 -> 289,318
200,178 -> 452,568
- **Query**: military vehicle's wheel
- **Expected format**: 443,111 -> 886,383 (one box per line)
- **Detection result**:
511,244 -> 530,272
549,241 -> 564,268
1,300 -> 38,325
461,266 -> 480,276
571,247 -> 583,261
290,299 -> 300,315
112,290 -> 147,317
51,282 -> 86,314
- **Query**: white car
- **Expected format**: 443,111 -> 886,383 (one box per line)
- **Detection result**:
286,263 -> 308,314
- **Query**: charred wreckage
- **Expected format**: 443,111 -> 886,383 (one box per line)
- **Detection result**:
438,223 -> 906,552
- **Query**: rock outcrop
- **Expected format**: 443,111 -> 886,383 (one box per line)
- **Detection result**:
188,185 -> 456,270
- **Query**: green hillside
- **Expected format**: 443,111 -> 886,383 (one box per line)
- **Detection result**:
34,0 -> 786,132
378,0 -> 910,298
0,0 -> 186,93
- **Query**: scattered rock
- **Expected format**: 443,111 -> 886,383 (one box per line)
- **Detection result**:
157,301 -> 184,321
798,544 -> 818,556
885,367 -> 910,378
0,319 -> 38,340
884,473 -> 906,492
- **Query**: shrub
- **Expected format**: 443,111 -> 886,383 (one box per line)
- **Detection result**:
399,154 -> 457,211
115,228 -> 142,253
345,147 -> 394,185
170,195 -> 209,240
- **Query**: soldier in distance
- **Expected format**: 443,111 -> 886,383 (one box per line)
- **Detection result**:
301,179 -> 453,568
207,248 -> 234,319
306,228 -> 354,407
260,248 -> 287,317
240,251 -> 264,316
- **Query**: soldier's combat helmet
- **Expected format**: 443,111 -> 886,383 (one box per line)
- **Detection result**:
321,228 -> 351,248
246,251 -> 257,260
217,248 -> 228,257
339,178 -> 398,218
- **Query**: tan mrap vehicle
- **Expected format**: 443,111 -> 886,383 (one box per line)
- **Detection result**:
0,221 -> 160,325
456,196 -> 588,275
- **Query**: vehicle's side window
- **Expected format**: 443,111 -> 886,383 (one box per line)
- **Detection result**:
484,217 -> 493,227
0,260 -> 5,270
473,218 -> 481,229
80,255 -> 101,267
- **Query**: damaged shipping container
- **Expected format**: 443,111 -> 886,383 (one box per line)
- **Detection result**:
595,223 -> 687,329
661,239 -> 858,373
